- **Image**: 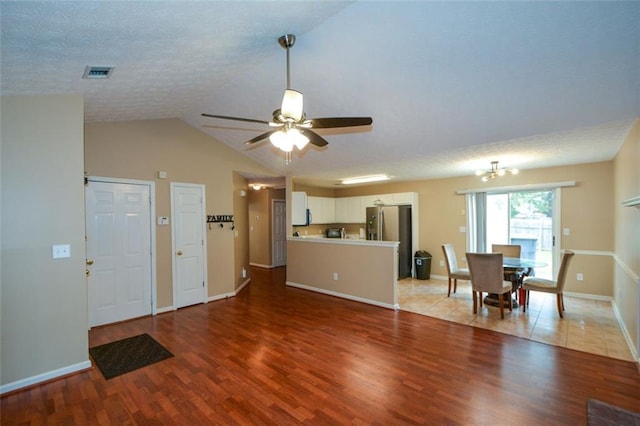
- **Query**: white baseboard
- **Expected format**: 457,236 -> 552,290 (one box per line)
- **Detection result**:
563,291 -> 612,302
425,274 -> 449,281
206,279 -> 252,303
611,300 -> 639,362
249,262 -> 274,269
207,292 -> 235,302
0,360 -> 92,395
286,281 -> 397,310
235,278 -> 251,294
156,305 -> 176,314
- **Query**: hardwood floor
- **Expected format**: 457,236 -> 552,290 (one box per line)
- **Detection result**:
3,266 -> 640,425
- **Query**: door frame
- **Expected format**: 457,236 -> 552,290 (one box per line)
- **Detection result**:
86,176 -> 158,316
272,198 -> 286,267
465,184 -> 574,280
170,182 -> 208,308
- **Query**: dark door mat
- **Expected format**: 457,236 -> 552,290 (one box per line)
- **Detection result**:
588,399 -> 640,425
89,333 -> 173,380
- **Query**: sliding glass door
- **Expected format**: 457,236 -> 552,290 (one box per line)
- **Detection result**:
467,188 -> 560,280
486,191 -> 555,279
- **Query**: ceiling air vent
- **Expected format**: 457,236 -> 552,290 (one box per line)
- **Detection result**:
82,66 -> 114,79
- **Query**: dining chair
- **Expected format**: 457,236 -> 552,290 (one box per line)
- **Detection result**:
466,252 -> 513,319
491,244 -> 527,303
491,243 -> 523,279
441,244 -> 470,297
522,250 -> 575,318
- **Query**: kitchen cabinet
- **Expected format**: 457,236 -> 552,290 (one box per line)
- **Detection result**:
334,198 -> 349,223
391,192 -> 414,204
292,191 -> 308,226
347,197 -> 365,223
360,195 -> 379,209
307,196 -> 335,224
335,197 -> 366,223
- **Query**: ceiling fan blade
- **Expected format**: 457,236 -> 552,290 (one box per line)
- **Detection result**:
244,130 -> 279,145
302,129 -> 329,147
202,113 -> 271,126
308,117 -> 373,129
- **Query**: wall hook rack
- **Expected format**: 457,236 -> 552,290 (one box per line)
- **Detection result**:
206,214 -> 234,230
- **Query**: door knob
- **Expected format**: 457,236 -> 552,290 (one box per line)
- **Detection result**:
86,259 -> 94,265
86,269 -> 91,277
177,250 -> 183,256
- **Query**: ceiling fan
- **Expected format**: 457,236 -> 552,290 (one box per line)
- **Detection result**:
202,34 -> 373,163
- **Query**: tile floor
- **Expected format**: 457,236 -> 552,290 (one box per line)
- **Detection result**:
398,277 -> 635,362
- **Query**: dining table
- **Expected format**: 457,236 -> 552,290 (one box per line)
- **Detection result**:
483,257 -> 548,308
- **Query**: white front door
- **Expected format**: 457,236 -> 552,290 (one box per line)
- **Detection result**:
272,199 -> 286,267
171,183 -> 207,308
86,181 -> 152,327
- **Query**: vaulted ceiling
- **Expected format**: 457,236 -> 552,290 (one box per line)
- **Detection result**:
2,1 -> 638,187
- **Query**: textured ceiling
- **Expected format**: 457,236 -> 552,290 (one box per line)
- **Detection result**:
2,1 -> 639,188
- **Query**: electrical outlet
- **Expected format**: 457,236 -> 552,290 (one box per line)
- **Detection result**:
577,273 -> 584,281
333,272 -> 339,281
563,228 -> 570,236
439,260 -> 445,267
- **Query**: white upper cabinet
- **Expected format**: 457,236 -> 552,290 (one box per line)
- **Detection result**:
347,197 -> 365,223
306,192 -> 417,225
335,198 -> 349,223
391,192 -> 415,204
335,197 -> 367,223
307,196 -> 336,224
292,191 -> 308,226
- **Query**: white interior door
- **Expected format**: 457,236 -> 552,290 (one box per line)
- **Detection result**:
272,199 -> 286,267
171,183 -> 207,308
86,180 -> 152,327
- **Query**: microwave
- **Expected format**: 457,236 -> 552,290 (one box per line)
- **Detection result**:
326,228 -> 343,238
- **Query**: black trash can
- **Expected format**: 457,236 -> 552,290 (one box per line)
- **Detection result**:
414,251 -> 432,280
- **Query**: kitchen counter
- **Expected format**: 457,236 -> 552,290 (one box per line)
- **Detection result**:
290,235 -> 399,248
286,237 -> 399,309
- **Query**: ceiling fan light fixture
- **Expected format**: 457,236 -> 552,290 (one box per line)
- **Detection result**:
269,128 -> 309,153
341,175 -> 390,185
269,131 -> 293,152
281,89 -> 304,121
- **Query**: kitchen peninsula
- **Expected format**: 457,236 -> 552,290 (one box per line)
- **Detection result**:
286,236 -> 399,309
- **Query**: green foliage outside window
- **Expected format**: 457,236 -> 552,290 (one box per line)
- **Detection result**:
510,191 -> 553,218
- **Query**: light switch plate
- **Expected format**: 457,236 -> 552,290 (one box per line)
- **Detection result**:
52,244 -> 71,259
157,216 -> 169,225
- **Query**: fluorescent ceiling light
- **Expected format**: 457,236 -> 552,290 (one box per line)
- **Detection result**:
341,175 -> 390,185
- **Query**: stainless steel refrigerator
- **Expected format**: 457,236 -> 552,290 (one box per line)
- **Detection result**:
366,205 -> 412,278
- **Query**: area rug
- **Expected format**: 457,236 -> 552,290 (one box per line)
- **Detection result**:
587,399 -> 640,425
89,333 -> 173,379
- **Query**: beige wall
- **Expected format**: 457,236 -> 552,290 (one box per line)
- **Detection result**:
249,189 -> 271,266
287,240 -> 398,307
613,118 -> 640,354
84,119 -> 274,307
233,172 -> 250,288
1,95 -> 89,389
332,161 -> 616,296
248,187 -> 285,267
